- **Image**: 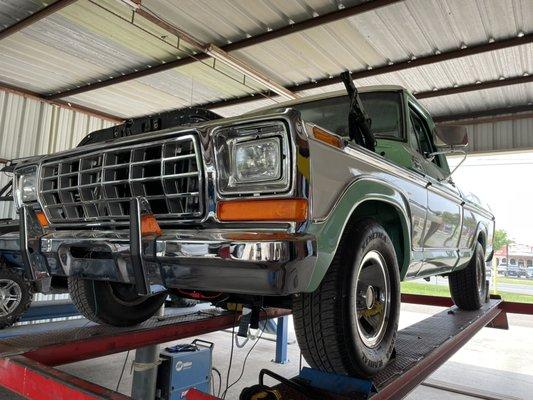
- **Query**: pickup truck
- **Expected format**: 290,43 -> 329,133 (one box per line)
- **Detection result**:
0,160 -> 34,328
11,80 -> 494,378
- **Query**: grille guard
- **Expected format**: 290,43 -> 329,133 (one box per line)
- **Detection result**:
38,134 -> 204,226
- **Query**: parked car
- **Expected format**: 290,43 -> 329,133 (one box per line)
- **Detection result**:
506,265 -> 527,278
497,263 -> 508,276
526,267 -> 533,279
12,77 -> 494,378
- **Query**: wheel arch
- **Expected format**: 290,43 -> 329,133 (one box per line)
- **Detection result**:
347,199 -> 410,278
306,177 -> 412,291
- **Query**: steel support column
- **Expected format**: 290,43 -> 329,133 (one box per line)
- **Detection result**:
274,316 -> 289,364
131,306 -> 165,400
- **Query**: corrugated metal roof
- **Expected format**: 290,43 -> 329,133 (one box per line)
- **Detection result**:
0,0 -> 47,30
0,0 -> 531,121
0,89 -> 112,218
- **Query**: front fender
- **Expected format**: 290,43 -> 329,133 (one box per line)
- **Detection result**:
304,177 -> 412,292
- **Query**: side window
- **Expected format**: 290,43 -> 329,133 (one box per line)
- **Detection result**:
409,109 -> 441,168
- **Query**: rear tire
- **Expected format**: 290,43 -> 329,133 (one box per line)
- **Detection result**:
0,261 -> 33,329
293,218 -> 400,378
68,278 -> 166,326
448,242 -> 487,311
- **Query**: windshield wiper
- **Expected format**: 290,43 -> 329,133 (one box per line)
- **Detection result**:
340,71 -> 376,152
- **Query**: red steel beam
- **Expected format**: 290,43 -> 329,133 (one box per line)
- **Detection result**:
402,293 -> 533,316
23,308 -> 290,366
401,293 -> 454,307
415,74 -> 533,99
434,104 -> 533,124
0,355 -> 129,400
0,0 -> 78,41
46,0 -> 402,99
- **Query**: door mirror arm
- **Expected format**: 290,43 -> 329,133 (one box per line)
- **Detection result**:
426,147 -> 467,182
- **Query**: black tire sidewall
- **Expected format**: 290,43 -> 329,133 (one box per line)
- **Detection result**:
475,244 -> 487,305
89,280 -> 166,326
344,223 -> 401,377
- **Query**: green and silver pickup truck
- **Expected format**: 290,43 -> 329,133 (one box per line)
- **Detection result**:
11,78 -> 494,377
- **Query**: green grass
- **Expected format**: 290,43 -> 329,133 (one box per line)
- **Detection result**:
401,281 -> 533,304
495,276 -> 533,286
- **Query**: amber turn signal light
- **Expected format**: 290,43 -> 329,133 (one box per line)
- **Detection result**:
217,199 -> 308,222
313,126 -> 343,148
35,211 -> 49,228
140,214 -> 162,236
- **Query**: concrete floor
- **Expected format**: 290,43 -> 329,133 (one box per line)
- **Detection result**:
1,303 -> 532,399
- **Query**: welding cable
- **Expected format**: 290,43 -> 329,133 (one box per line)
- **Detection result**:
222,308 -> 268,397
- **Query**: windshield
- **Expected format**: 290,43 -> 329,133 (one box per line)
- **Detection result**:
290,92 -> 403,140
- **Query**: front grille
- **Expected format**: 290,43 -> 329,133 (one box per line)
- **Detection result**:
39,135 -> 204,224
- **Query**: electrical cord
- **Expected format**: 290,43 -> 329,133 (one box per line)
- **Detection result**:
115,350 -> 130,392
221,308 -> 268,398
212,366 -> 222,397
222,310 -> 238,399
234,332 -> 249,348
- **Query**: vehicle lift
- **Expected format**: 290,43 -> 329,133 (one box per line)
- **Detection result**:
0,293 -> 527,400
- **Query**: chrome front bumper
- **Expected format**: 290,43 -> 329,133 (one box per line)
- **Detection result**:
20,204 -> 317,296
39,230 -> 316,296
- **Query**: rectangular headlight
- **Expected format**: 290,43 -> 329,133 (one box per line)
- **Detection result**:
14,166 -> 38,208
215,122 -> 290,195
233,137 -> 281,183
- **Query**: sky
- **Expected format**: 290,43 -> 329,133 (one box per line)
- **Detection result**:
448,152 -> 533,246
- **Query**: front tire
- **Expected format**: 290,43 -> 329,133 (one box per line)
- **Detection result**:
293,218 -> 400,378
68,278 -> 166,326
448,242 -> 487,310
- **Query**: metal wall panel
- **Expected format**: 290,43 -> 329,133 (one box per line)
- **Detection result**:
463,116 -> 533,154
0,90 -> 113,218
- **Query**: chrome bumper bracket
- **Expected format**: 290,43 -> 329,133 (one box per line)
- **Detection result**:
130,197 -> 152,296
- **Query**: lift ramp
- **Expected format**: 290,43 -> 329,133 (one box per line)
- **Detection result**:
0,295 -> 524,400
250,295 -> 512,400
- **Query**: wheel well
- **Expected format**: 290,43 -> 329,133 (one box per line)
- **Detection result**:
347,200 -> 407,273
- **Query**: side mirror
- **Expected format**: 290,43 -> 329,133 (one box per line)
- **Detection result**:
434,125 -> 468,148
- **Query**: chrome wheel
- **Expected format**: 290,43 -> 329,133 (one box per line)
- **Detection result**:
355,251 -> 391,348
0,279 -> 22,317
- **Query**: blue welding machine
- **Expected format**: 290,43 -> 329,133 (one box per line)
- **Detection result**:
156,339 -> 213,400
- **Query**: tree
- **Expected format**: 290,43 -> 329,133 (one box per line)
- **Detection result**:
493,229 -> 512,253
491,229 -> 512,295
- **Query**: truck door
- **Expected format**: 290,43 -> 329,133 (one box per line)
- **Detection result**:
408,105 -> 462,276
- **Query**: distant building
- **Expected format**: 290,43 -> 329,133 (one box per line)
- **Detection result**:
494,244 -> 533,270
